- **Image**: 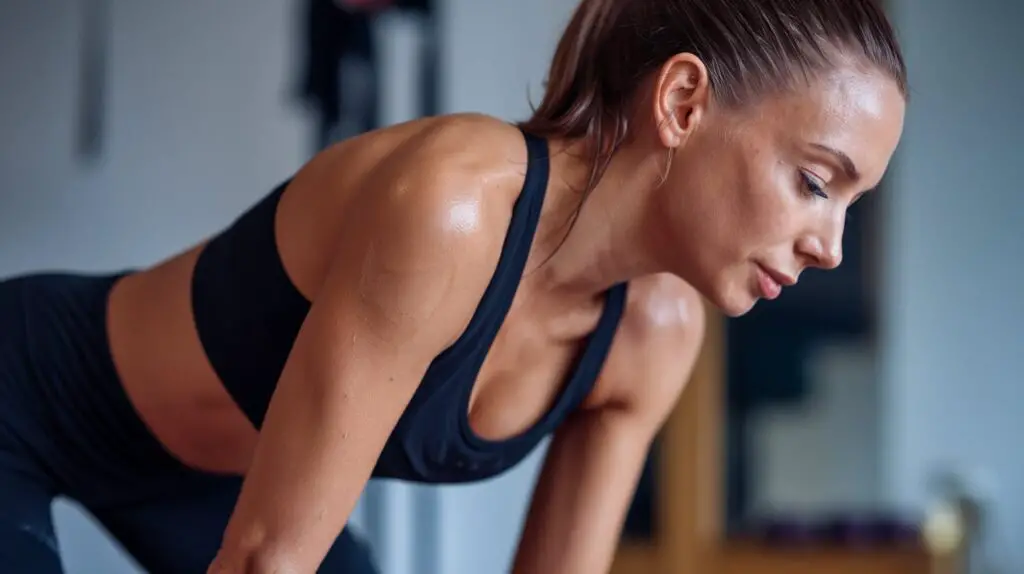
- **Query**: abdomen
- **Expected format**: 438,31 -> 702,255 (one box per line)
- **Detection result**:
107,245 -> 260,474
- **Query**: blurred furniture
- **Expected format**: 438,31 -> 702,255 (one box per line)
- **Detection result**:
725,191 -> 879,529
609,304 -> 968,574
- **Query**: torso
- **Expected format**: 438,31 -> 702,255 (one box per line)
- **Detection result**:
106,114 -> 684,476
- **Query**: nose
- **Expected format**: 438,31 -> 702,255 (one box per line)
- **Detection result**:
818,240 -> 843,270
797,217 -> 844,270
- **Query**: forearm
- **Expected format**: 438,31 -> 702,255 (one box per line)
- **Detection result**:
211,364 -> 381,572
513,501 -> 628,574
511,410 -> 651,574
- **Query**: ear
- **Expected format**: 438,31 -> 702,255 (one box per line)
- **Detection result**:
652,53 -> 711,149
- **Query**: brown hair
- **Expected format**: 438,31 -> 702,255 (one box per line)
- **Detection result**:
520,0 -> 907,204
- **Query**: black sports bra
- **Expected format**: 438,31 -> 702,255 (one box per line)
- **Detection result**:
191,129 -> 628,483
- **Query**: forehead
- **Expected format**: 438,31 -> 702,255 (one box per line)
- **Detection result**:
755,67 -> 906,186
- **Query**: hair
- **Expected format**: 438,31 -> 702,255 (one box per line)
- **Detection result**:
519,0 -> 907,211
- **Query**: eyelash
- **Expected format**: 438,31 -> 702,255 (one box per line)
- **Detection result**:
801,171 -> 859,223
800,171 -> 829,199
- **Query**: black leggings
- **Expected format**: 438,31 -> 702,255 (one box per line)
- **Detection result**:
0,273 -> 378,573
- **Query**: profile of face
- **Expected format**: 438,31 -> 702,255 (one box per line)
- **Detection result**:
649,55 -> 906,317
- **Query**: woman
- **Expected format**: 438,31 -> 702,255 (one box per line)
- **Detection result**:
0,0 -> 907,572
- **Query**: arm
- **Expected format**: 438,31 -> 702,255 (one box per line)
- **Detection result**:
207,162 -> 505,573
511,278 -> 707,574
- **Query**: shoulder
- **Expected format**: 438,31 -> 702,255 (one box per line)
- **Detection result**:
314,113 -> 530,251
589,274 -> 707,421
619,274 -> 706,344
339,113 -> 533,249
317,114 -> 534,337
366,113 -> 531,193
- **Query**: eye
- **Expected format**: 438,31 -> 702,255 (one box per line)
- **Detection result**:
800,170 -> 829,199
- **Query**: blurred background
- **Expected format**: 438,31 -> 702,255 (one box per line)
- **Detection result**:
0,0 -> 1020,573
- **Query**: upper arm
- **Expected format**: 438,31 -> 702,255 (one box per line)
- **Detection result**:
280,158 -> 504,451
285,118 -> 525,438
216,128 -> 519,570
284,116 -> 529,418
295,167 -> 499,400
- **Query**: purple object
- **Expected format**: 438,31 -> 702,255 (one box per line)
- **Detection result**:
747,511 -> 920,548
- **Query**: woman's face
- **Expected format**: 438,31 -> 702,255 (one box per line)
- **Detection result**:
653,63 -> 905,316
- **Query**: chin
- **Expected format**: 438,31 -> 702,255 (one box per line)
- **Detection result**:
685,268 -> 759,317
720,298 -> 757,318
708,284 -> 759,318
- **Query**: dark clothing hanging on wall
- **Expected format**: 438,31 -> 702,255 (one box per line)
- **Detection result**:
399,0 -> 439,127
298,0 -> 438,151
298,0 -> 379,148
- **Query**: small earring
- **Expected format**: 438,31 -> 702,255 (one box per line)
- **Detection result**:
657,147 -> 675,187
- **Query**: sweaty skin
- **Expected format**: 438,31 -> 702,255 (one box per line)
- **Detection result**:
107,114 -> 704,573
109,49 -> 904,573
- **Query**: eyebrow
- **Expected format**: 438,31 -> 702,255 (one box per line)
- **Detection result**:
811,143 -> 860,181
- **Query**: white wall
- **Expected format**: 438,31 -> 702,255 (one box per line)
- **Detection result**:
0,0 -> 312,275
0,1 -> 311,572
882,0 -> 1024,570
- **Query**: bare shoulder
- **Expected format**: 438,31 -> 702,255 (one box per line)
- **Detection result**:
619,274 -> 706,342
392,113 -> 529,169
339,113 -> 533,248
363,113 -> 530,194
312,114 -> 534,341
588,274 -> 707,420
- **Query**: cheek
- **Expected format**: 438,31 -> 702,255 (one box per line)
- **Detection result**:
660,162 -> 753,286
663,137 -> 801,274
738,154 -> 806,250
711,151 -> 794,260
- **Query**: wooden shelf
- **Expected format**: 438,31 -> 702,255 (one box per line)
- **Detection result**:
610,302 -> 964,574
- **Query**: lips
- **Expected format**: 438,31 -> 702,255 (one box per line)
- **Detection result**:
763,266 -> 797,288
755,264 -> 795,300
756,266 -> 782,300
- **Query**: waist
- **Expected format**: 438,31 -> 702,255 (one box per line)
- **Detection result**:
0,270 -> 191,505
108,251 -> 261,473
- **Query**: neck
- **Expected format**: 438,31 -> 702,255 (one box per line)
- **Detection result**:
528,136 -> 671,297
